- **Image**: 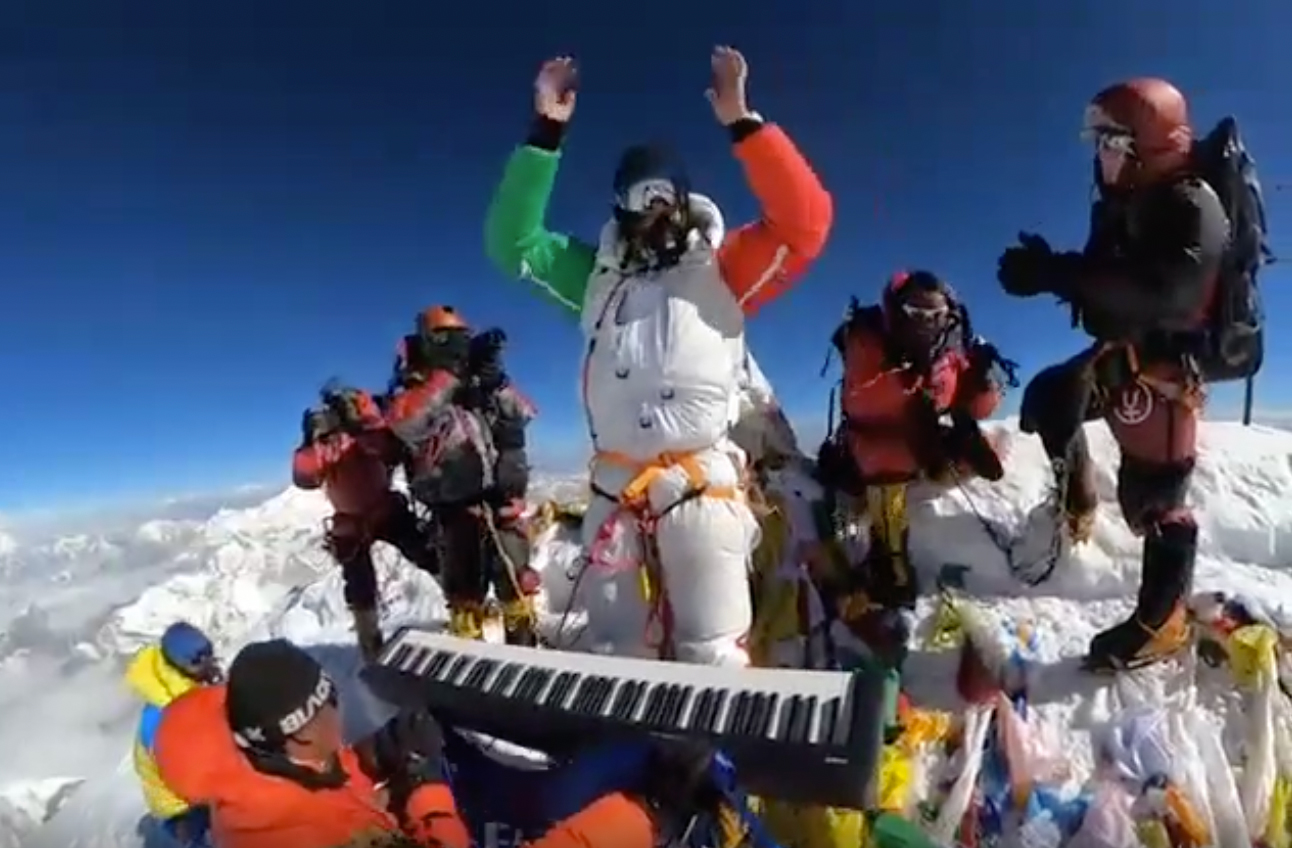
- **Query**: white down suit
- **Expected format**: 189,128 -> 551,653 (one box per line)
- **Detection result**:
578,196 -> 760,666
483,119 -> 833,666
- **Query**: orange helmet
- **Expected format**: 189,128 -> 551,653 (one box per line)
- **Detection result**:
417,305 -> 468,334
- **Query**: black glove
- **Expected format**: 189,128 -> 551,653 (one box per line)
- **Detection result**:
997,232 -> 1084,299
471,327 -> 507,353
369,710 -> 447,814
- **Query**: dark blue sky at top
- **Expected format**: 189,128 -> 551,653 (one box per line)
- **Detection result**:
0,0 -> 1289,512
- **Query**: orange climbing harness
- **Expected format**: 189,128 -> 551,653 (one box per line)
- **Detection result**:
587,449 -> 746,659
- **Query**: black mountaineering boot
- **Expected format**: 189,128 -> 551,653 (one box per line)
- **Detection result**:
1084,519 -> 1196,673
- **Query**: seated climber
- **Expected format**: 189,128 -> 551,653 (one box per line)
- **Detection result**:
152,637 -> 730,848
386,306 -> 540,645
293,379 -> 440,662
126,621 -> 223,847
815,271 -> 1016,656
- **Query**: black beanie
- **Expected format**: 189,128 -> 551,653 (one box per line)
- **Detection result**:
225,639 -> 335,751
612,143 -> 690,206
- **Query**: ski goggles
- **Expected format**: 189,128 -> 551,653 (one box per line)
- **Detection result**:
1088,130 -> 1135,156
615,178 -> 678,214
900,302 -> 949,321
1080,105 -> 1135,155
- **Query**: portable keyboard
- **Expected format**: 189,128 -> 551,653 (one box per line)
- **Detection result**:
361,627 -> 893,809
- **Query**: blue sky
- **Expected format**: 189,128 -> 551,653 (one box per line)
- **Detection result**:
1,0 -> 1289,512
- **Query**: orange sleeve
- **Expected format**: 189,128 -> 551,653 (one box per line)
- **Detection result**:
291,434 -> 354,490
523,793 -> 656,848
717,123 -> 833,317
291,444 -> 327,490
152,686 -> 237,807
952,351 -> 1002,421
959,382 -> 1001,420
403,782 -> 472,848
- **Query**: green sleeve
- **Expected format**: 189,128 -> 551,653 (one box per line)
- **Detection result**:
484,145 -> 597,315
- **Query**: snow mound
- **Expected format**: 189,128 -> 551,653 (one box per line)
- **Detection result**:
10,420 -> 1292,846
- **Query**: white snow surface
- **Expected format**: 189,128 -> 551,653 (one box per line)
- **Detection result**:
5,420 -> 1292,846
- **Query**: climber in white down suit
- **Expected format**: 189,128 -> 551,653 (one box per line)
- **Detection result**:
483,48 -> 833,665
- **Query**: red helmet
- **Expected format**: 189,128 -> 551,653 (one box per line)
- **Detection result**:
1084,78 -> 1192,181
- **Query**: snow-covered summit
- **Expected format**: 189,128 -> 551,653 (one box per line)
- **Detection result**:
6,419 -> 1292,846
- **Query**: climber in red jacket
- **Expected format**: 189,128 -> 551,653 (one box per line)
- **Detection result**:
814,270 -> 1016,666
292,381 -> 439,662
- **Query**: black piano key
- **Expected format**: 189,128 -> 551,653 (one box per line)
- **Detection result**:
575,675 -> 611,714
425,651 -> 452,680
781,696 -> 806,743
780,698 -> 801,744
662,685 -> 690,727
748,693 -> 775,738
389,644 -> 413,670
790,696 -> 817,744
587,676 -> 614,714
411,649 -> 438,675
818,698 -> 840,746
610,680 -> 645,720
513,667 -> 552,702
545,672 -> 580,709
463,659 -> 498,689
831,691 -> 855,747
444,655 -> 472,684
570,676 -> 599,713
688,688 -> 715,731
488,663 -> 523,695
723,692 -> 752,735
641,684 -> 670,726
705,689 -> 729,733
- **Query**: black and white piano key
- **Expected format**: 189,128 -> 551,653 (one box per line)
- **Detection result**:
379,631 -> 857,748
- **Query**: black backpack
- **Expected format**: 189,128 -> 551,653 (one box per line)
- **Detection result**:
1190,117 -> 1276,384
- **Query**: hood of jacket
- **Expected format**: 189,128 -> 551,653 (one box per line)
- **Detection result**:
594,192 -> 726,271
125,643 -> 200,708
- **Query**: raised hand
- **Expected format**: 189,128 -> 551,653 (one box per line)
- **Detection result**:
705,46 -> 752,126
534,56 -> 578,123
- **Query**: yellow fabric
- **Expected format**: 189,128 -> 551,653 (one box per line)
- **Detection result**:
1136,820 -> 1172,848
500,596 -> 535,630
1226,623 -> 1279,689
449,604 -> 485,640
748,493 -> 802,667
133,738 -> 191,819
124,644 -> 199,819
865,484 -> 908,549
125,644 -> 198,707
1264,774 -> 1292,848
754,744 -> 914,848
